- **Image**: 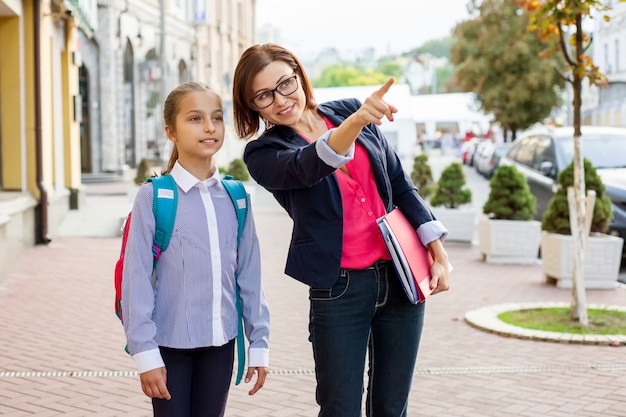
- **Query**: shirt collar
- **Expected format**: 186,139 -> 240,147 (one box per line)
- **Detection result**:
170,161 -> 222,192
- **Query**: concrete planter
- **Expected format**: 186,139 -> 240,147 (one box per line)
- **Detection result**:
541,231 -> 624,289
431,207 -> 476,243
479,218 -> 541,264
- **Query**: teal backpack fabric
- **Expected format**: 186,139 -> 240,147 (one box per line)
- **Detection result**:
219,176 -> 249,385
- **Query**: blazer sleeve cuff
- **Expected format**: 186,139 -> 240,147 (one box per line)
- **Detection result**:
315,128 -> 355,168
132,348 -> 165,374
417,220 -> 448,245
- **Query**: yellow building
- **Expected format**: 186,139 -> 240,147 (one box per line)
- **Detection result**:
0,0 -> 89,281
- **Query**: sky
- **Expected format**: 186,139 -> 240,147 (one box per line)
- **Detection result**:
255,0 -> 474,59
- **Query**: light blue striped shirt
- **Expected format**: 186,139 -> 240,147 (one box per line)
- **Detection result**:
122,162 -> 270,373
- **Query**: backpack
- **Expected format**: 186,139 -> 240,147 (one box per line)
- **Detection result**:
114,174 -> 249,385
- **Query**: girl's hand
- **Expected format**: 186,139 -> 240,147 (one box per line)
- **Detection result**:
245,366 -> 269,395
139,367 -> 171,400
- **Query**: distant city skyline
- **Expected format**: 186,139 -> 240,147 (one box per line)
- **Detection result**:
255,0 -> 473,59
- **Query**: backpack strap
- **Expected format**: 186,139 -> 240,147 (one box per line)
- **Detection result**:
147,174 -> 178,260
221,176 -> 248,244
221,176 -> 248,386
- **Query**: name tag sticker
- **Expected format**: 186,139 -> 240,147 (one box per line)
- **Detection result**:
236,198 -> 246,209
158,189 -> 175,199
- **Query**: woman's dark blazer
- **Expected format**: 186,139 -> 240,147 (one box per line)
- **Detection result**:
243,98 -> 436,288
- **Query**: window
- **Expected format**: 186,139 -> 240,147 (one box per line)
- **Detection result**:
616,39 -> 620,73
530,135 -> 555,171
507,135 -> 554,171
560,134 -> 626,169
508,136 -> 536,168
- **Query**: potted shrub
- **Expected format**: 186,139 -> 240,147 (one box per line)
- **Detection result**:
222,158 -> 250,182
479,164 -> 541,264
410,153 -> 434,200
430,162 -> 475,243
134,158 -> 154,185
540,158 -> 624,289
127,158 -> 155,203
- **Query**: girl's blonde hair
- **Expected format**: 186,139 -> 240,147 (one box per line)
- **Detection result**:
162,81 -> 221,174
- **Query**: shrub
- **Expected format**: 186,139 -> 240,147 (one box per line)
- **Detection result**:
483,165 -> 536,220
134,158 -> 154,185
410,153 -> 434,199
430,162 -> 472,208
222,158 -> 250,181
541,158 -> 613,234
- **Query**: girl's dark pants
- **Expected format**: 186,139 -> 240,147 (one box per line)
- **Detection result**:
153,339 -> 235,417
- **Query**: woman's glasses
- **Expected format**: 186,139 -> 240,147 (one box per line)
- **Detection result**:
251,75 -> 299,109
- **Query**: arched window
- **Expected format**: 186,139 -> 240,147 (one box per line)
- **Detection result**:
178,60 -> 190,83
123,39 -> 136,167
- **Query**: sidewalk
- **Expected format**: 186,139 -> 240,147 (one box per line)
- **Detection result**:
0,177 -> 625,416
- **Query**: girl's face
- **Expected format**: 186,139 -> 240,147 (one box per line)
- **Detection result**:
251,60 -> 305,127
166,90 -> 224,166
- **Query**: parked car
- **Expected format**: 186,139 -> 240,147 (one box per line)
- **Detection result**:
480,142 -> 511,178
475,142 -> 512,178
460,138 -> 478,164
461,138 -> 485,166
472,140 -> 494,175
499,126 -> 626,251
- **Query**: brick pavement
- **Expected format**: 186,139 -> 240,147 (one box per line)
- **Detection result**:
0,179 -> 625,416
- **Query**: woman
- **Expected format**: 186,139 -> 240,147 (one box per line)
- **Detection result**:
232,44 -> 449,417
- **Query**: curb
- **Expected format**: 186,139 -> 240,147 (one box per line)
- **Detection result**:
464,301 -> 626,346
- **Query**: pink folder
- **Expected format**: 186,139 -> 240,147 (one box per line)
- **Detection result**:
377,208 -> 434,303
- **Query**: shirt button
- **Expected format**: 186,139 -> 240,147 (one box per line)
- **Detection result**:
361,198 -> 366,203
368,212 -> 373,216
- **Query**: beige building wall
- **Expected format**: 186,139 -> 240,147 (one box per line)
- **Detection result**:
196,0 -> 256,168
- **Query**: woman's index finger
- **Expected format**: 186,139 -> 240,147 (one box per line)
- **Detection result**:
372,77 -> 395,99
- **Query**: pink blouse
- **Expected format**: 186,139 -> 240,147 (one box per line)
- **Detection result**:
321,116 -> 390,268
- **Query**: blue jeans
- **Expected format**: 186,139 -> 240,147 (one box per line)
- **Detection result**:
309,260 -> 425,417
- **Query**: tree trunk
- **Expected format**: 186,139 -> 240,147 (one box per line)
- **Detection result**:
567,188 -> 591,326
569,14 -> 588,326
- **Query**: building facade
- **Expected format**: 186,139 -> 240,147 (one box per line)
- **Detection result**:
0,0 -> 89,281
0,0 -> 256,283
589,1 -> 626,126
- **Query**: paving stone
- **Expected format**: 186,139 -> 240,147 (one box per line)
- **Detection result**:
0,180 -> 624,416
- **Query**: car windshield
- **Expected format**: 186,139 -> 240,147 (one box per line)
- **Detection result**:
559,134 -> 626,169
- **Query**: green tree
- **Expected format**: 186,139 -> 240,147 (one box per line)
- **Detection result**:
313,65 -> 390,88
436,64 -> 459,93
408,36 -> 457,59
451,0 -> 564,140
519,0 -> 624,326
375,59 -> 404,79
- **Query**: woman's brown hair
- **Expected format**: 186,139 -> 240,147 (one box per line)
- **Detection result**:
232,43 -> 317,139
161,81 -> 220,174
